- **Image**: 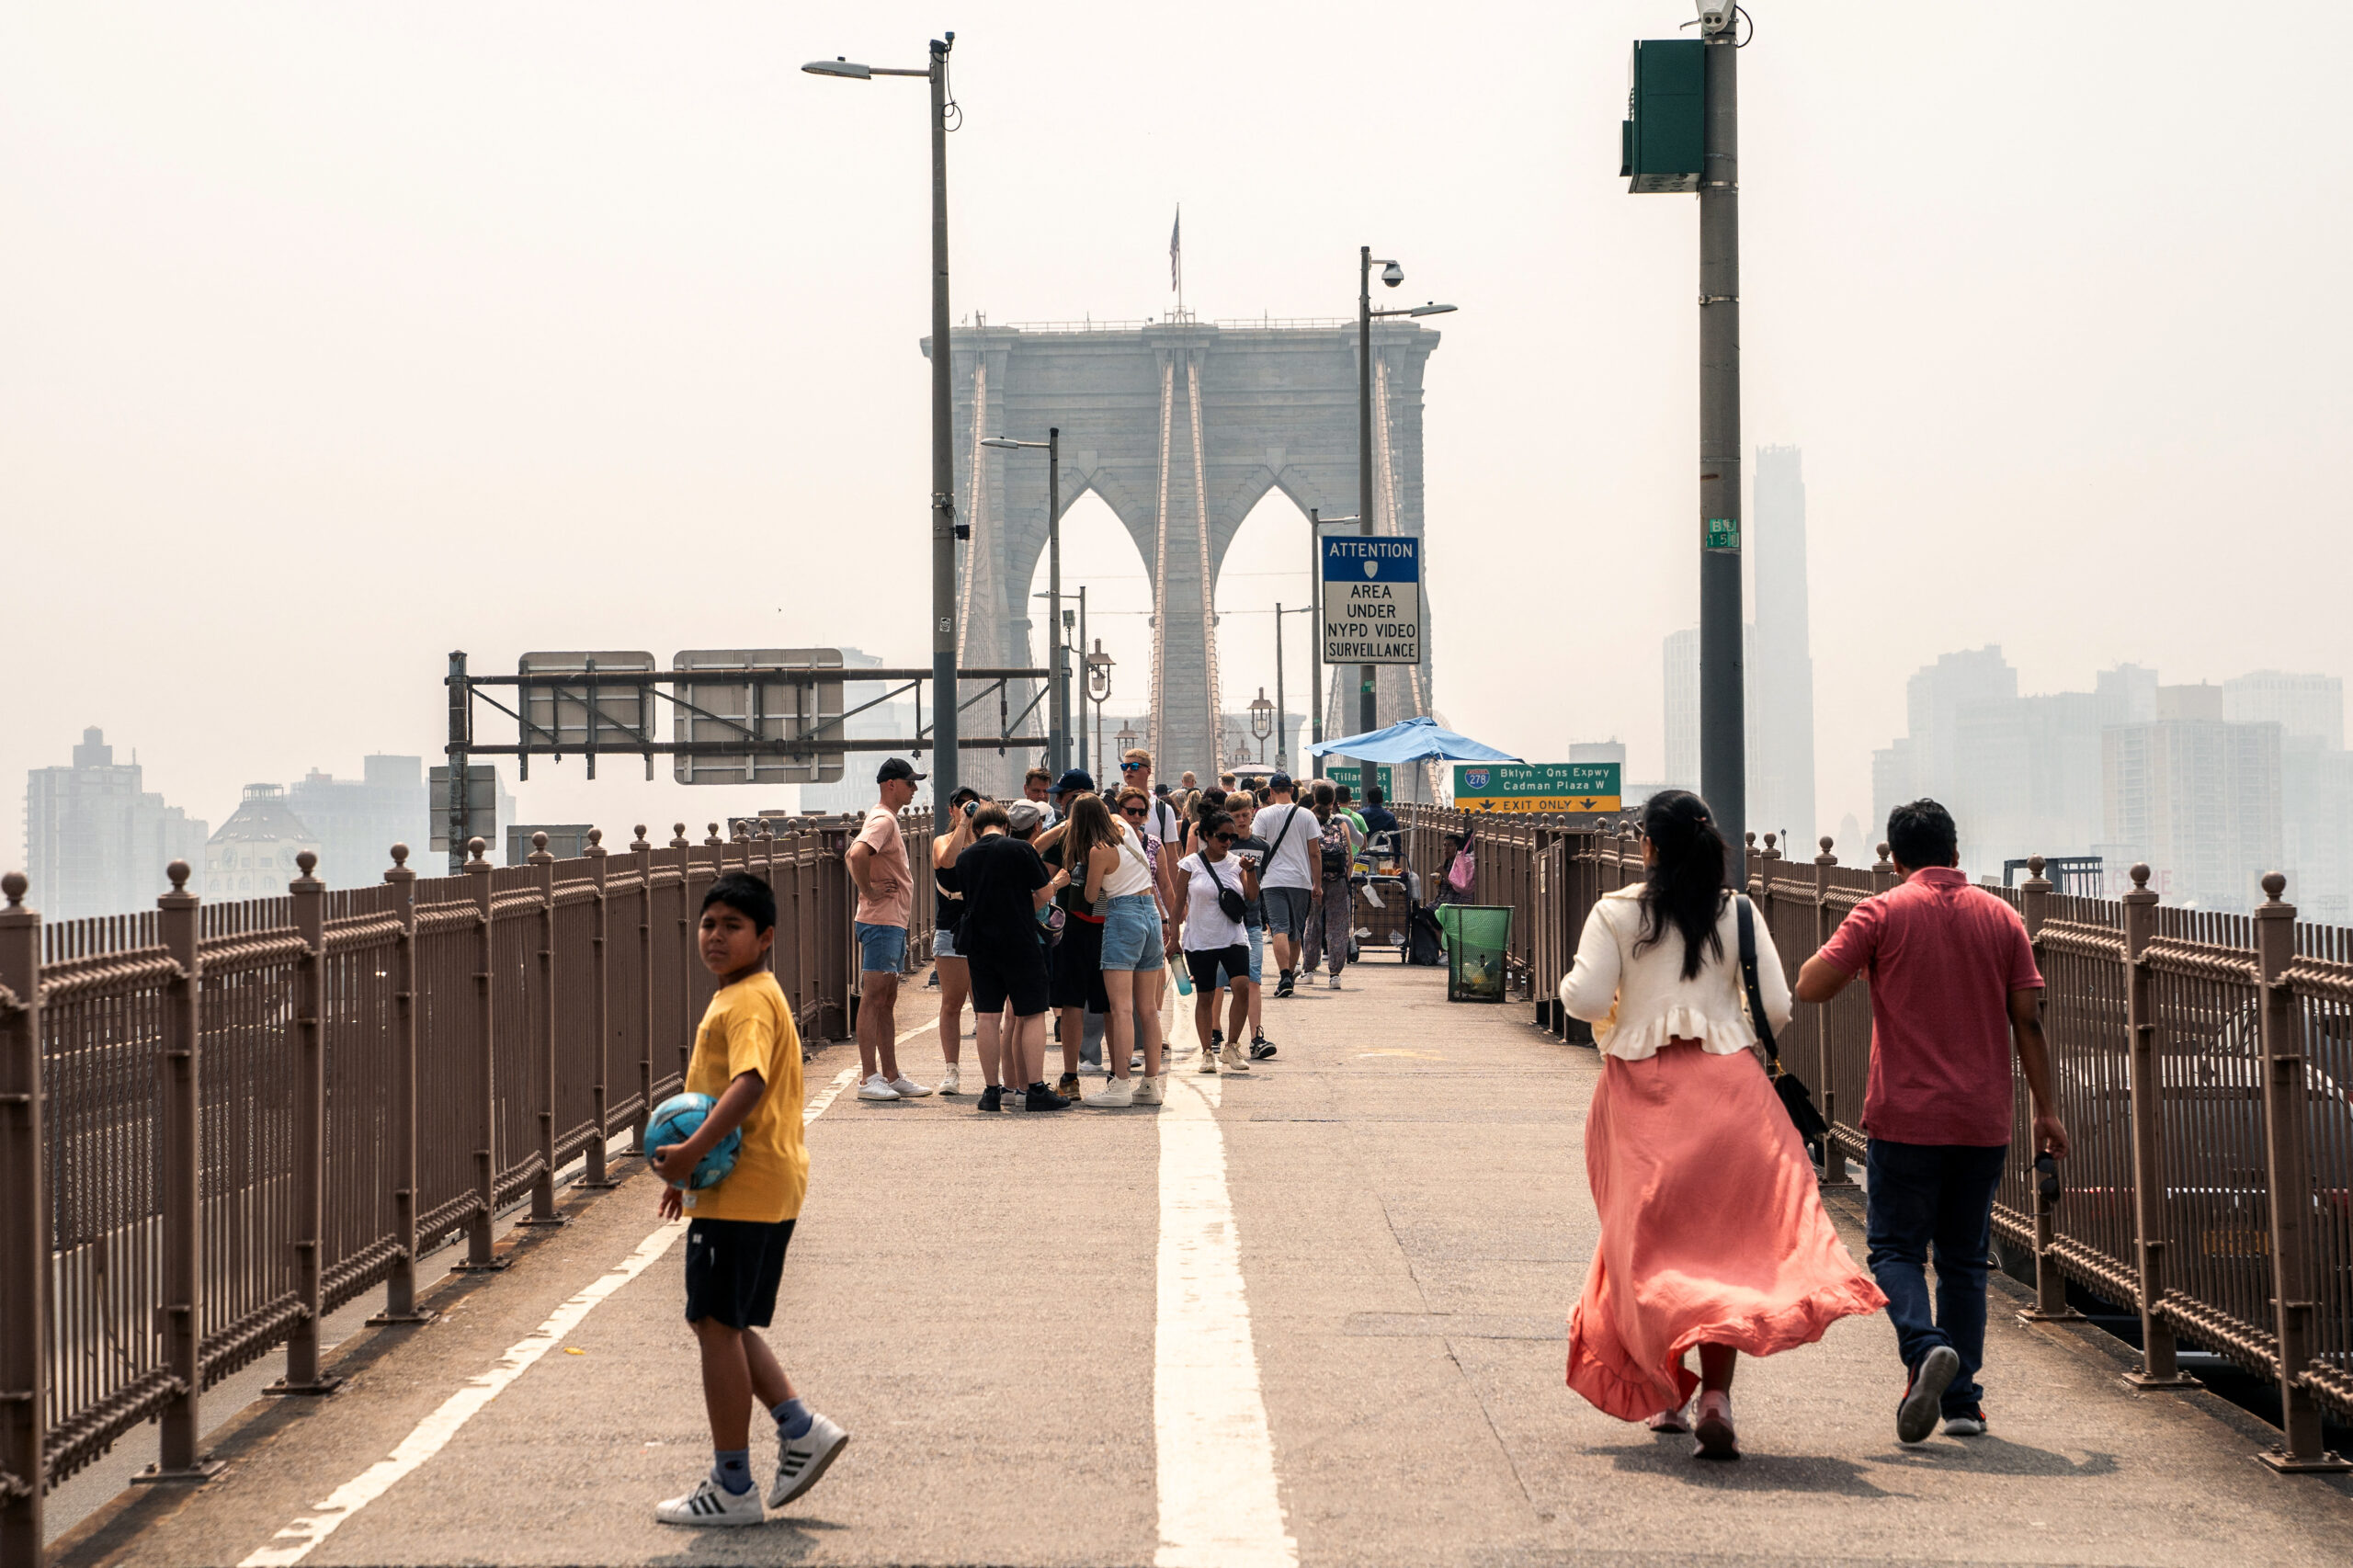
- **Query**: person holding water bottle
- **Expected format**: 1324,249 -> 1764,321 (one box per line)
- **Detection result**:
1174,811 -> 1258,1074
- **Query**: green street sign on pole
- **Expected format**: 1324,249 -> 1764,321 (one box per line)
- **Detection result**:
1453,762 -> 1622,814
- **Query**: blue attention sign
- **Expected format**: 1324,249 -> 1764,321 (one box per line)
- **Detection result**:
1321,537 -> 1420,666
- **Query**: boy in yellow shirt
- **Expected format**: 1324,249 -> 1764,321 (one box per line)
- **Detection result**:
650,871 -> 847,1526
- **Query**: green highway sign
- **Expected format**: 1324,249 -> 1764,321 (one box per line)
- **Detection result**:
1453,763 -> 1622,814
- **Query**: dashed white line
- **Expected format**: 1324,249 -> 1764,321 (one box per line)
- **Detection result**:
1154,1010 -> 1296,1568
237,1066 -> 858,1566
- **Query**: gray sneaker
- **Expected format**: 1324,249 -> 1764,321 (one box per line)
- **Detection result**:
1899,1346 -> 1961,1444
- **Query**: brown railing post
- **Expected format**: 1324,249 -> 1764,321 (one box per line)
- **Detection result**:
456,837 -> 506,1272
371,845 -> 433,1324
521,832 -> 564,1227
2015,855 -> 2080,1323
632,826 -> 654,1149
139,859 -> 220,1479
1812,837 -> 1853,1187
2121,863 -> 2195,1389
1871,841 -> 1894,895
577,829 -> 619,1190
2253,872 -> 2351,1471
272,851 -> 341,1393
1,872 -> 48,1550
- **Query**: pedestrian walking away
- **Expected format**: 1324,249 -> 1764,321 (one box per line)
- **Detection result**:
1175,811 -> 1259,1074
1558,789 -> 1884,1460
844,757 -> 932,1103
1307,780 -> 1361,989
1249,772 -> 1319,998
650,871 -> 847,1525
1034,768 -> 1108,1102
938,801 -> 1070,1112
1795,797 -> 2071,1443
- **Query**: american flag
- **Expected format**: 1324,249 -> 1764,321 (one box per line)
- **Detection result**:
1169,206 -> 1180,290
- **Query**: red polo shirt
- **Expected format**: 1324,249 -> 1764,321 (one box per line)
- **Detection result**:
1814,867 -> 2043,1147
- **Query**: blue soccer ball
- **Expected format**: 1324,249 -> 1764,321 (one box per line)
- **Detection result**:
644,1092 -> 743,1191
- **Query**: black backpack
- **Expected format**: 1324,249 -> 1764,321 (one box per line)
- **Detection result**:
1319,818 -> 1350,880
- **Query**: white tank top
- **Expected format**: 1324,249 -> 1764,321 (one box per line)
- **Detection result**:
1100,826 -> 1156,898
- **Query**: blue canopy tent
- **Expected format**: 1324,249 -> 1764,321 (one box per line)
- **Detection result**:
1307,716 -> 1519,767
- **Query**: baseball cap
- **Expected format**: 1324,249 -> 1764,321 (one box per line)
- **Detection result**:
877,756 -> 926,785
1006,800 -> 1045,833
1267,771 -> 1294,790
1051,767 -> 1095,796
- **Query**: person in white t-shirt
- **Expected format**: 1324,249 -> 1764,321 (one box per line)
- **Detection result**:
1174,811 -> 1259,1074
1118,748 -> 1187,853
1247,774 -> 1320,999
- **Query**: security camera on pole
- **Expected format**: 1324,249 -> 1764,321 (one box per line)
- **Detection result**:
1623,2 -> 1746,879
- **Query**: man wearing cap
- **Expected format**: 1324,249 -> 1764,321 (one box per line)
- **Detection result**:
845,757 -> 933,1102
1119,749 -> 1186,851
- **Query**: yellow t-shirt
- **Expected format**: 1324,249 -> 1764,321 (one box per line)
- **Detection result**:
681,971 -> 807,1222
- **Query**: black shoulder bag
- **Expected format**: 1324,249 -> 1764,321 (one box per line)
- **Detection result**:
1199,855 -> 1249,924
1735,894 -> 1828,1143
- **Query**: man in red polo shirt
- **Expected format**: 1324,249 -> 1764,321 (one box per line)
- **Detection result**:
1796,799 -> 2070,1446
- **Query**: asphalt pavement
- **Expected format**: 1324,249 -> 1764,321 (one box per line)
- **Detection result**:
48,962 -> 2353,1567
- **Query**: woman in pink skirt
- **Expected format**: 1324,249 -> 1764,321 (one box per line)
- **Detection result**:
1558,790 -> 1883,1460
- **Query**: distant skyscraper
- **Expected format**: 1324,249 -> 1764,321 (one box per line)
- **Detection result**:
287,756 -> 428,888
2222,670 -> 2344,749
24,727 -> 210,921
1749,446 -> 1817,848
2103,687 -> 2283,910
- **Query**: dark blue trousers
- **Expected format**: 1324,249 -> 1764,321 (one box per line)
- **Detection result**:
1864,1139 -> 2009,1416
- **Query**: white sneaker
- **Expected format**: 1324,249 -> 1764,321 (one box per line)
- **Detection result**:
1133,1074 -> 1166,1105
768,1412 -> 849,1507
1221,1041 -> 1251,1072
886,1075 -> 933,1097
938,1063 -> 962,1096
1084,1077 -> 1136,1108
656,1475 -> 764,1527
1197,1047 -> 1219,1074
1328,973 -> 1345,990
857,1074 -> 900,1101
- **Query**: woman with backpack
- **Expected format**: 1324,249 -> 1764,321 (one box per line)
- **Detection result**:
1556,789 -> 1883,1460
1301,781 -> 1362,990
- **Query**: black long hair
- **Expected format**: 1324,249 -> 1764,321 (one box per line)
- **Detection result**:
1633,789 -> 1731,980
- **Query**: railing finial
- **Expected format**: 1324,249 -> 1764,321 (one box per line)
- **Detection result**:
467,836 -> 488,865
391,843 -> 410,868
167,860 -> 190,892
2261,870 -> 2288,905
296,849 -> 318,877
587,827 -> 603,847
1,870 -> 23,907
531,831 -> 549,852
2131,862 -> 2151,890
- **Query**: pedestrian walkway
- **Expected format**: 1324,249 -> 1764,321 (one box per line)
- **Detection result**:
50,965 -> 2353,1567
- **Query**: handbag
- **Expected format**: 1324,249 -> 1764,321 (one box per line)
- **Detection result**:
1735,894 -> 1829,1143
1199,855 -> 1249,924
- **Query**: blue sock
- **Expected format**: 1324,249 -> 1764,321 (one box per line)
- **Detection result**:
711,1448 -> 753,1495
774,1397 -> 813,1440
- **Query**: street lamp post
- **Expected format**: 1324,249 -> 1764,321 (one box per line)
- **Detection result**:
1273,602 -> 1310,773
1086,640 -> 1115,783
1248,688 -> 1275,765
1354,247 -> 1456,805
987,429 -> 1062,771
805,36 -> 962,807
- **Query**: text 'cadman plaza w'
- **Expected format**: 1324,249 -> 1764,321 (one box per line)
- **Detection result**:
1321,536 -> 1420,666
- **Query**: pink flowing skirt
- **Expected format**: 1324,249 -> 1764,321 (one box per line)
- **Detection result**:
1566,1040 -> 1886,1422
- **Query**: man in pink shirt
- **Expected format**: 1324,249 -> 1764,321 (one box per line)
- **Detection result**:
1796,799 -> 2070,1446
844,757 -> 932,1103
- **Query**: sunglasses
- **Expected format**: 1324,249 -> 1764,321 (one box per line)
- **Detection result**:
2034,1150 -> 2062,1205
1121,805 -> 1147,818
1211,833 -> 1236,844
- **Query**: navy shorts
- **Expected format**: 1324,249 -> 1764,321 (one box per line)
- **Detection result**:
684,1217 -> 795,1330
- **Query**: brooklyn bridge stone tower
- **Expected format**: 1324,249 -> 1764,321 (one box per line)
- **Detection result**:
925,316 -> 1443,794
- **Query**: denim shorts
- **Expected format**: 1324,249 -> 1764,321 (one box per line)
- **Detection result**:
1099,893 -> 1166,971
855,921 -> 907,974
933,924 -> 960,960
1246,920 -> 1265,983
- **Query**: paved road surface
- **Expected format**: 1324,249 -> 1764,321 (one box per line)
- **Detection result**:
51,963 -> 2353,1567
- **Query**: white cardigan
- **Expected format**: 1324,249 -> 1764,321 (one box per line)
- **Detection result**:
1558,884 -> 1794,1060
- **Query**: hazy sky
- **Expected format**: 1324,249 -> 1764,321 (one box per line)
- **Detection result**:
6,2 -> 2347,881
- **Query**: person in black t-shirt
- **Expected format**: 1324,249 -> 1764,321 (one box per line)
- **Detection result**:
929,787 -> 982,1096
937,802 -> 1069,1112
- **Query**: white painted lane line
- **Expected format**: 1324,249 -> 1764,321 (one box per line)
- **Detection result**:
1156,1043 -> 1295,1568
238,1070 -> 858,1566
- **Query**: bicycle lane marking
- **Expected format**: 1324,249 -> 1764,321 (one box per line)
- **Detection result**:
236,1065 -> 860,1568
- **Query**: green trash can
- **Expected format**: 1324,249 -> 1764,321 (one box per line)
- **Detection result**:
1438,904 -> 1512,1003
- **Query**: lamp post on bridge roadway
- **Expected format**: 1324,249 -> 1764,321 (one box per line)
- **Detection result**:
1353,251 -> 1453,804
990,428 -> 1064,774
1273,602 -> 1310,774
806,37 -> 963,809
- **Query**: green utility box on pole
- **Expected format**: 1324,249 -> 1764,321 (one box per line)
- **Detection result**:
1620,39 -> 1704,193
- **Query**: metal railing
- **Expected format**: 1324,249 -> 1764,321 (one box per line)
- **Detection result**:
1398,803 -> 2353,1472
0,809 -> 936,1555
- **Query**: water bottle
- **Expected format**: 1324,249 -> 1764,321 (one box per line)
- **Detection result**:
1173,961 -> 1193,997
